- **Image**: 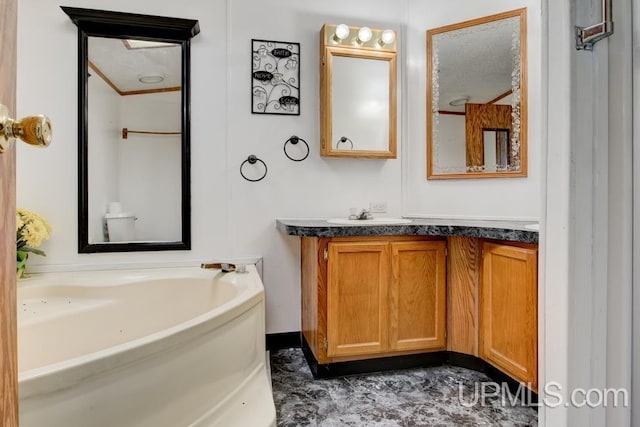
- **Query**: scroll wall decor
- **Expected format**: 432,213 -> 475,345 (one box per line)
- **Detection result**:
251,39 -> 300,115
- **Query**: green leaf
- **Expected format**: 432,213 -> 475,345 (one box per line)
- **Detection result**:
21,247 -> 46,257
16,251 -> 28,269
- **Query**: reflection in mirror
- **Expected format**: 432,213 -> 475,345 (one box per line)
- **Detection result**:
88,37 -> 182,244
427,8 -> 527,179
320,24 -> 397,158
483,129 -> 510,172
62,7 -> 200,252
331,56 -> 389,151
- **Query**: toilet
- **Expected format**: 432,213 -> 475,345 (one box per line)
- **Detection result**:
104,202 -> 136,242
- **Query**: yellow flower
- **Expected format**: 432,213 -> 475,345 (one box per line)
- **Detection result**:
22,222 -> 49,247
16,213 -> 24,231
16,208 -> 52,248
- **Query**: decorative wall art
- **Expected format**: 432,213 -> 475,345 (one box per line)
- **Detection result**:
251,39 -> 300,115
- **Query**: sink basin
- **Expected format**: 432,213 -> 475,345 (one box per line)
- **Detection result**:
524,223 -> 539,231
326,218 -> 413,226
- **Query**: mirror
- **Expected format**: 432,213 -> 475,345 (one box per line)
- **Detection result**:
427,8 -> 527,178
62,7 -> 200,253
320,24 -> 397,158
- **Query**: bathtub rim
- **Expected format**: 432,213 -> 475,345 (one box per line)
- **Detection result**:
18,265 -> 265,398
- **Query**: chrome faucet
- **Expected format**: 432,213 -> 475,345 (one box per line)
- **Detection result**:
201,262 -> 236,272
200,262 -> 248,273
355,209 -> 373,220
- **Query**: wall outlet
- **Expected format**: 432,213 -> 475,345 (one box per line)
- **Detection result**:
369,201 -> 387,213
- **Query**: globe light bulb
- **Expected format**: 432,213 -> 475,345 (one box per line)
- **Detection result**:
379,29 -> 395,46
333,24 -> 350,42
357,27 -> 372,44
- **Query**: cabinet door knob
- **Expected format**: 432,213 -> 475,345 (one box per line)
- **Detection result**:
0,104 -> 52,153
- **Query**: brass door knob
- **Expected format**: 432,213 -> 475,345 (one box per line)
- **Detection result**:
0,104 -> 52,153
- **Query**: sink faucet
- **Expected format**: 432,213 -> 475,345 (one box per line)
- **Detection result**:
356,209 -> 373,220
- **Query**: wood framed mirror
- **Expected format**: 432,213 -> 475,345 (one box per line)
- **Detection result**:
320,24 -> 397,159
426,8 -> 527,179
62,7 -> 200,253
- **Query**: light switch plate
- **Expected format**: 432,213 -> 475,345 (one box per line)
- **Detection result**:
369,201 -> 387,213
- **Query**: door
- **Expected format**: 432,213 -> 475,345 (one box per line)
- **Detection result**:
480,242 -> 537,391
326,241 -> 389,357
0,0 -> 19,424
389,240 -> 446,351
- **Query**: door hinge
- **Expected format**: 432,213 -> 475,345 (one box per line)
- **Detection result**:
324,247 -> 328,261
323,337 -> 328,350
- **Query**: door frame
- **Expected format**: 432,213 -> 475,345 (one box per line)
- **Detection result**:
0,0 -> 19,423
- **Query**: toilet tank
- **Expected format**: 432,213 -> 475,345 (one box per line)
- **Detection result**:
105,212 -> 136,242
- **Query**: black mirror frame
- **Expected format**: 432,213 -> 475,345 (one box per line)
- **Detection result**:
62,7 -> 200,253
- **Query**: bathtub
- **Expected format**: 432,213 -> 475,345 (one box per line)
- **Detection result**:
18,265 -> 276,427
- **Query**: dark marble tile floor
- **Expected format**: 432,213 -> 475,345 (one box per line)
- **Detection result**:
270,348 -> 538,427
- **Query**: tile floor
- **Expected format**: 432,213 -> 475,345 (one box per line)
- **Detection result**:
270,348 -> 538,426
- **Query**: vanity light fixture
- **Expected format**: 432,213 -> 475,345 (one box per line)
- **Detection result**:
449,96 -> 470,106
138,74 -> 165,84
333,24 -> 350,42
322,23 -> 396,52
378,29 -> 396,46
356,27 -> 373,45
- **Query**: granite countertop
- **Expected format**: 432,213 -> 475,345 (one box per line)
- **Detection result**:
276,218 -> 539,244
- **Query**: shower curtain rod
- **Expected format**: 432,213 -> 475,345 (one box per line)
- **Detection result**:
121,128 -> 181,139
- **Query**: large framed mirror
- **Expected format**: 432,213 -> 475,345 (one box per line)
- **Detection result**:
62,7 -> 200,253
427,8 -> 527,179
320,24 -> 397,159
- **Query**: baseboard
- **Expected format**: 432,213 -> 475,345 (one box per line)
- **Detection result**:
446,351 -> 486,371
300,335 -> 446,379
297,334 -> 538,400
266,332 -> 301,351
483,363 -> 539,404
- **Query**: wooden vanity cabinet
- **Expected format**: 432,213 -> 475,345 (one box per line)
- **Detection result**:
326,241 -> 390,357
479,241 -> 538,391
302,236 -> 447,363
389,241 -> 447,352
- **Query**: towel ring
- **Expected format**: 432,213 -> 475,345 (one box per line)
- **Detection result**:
283,135 -> 310,162
240,155 -> 267,182
337,136 -> 353,150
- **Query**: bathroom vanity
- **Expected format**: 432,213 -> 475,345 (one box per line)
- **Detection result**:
277,218 -> 538,391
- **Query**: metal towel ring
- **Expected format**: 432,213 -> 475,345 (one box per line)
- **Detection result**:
240,155 -> 267,182
337,136 -> 353,150
283,135 -> 310,162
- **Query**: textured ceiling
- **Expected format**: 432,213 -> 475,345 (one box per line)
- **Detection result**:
88,36 -> 181,93
434,16 -> 519,112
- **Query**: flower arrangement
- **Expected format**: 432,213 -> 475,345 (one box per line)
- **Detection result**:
16,208 -> 52,279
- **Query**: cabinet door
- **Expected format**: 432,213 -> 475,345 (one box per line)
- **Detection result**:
327,241 -> 389,357
480,242 -> 537,390
389,241 -> 447,351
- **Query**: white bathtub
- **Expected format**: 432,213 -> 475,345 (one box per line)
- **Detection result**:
18,265 -> 276,427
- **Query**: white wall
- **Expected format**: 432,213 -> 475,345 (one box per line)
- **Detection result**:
404,0 -> 541,220
16,0 -> 541,334
225,0 -> 405,333
85,79 -> 182,243
87,73 -> 120,243
435,114 -> 466,171
118,92 -> 182,242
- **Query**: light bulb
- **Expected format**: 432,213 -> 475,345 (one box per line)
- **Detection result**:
449,96 -> 470,106
357,27 -> 372,44
333,24 -> 350,42
138,74 -> 164,84
379,29 -> 395,46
